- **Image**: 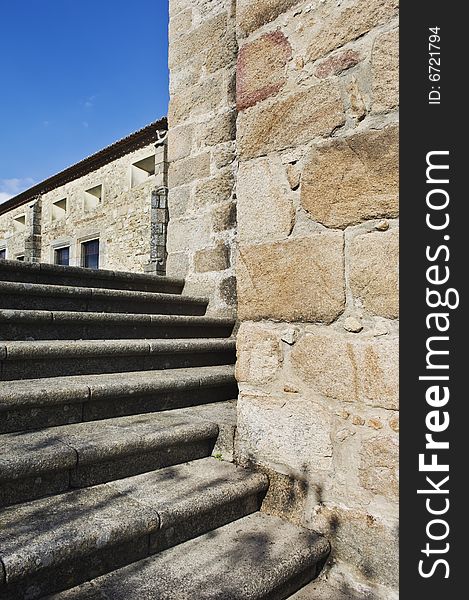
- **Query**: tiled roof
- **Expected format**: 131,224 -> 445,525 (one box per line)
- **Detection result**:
0,117 -> 167,216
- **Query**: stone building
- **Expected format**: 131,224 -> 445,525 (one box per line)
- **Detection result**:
0,1 -> 399,598
0,118 -> 168,275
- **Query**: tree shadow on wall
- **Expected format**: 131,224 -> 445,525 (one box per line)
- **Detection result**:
240,455 -> 387,600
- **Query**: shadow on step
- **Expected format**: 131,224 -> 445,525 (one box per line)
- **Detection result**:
0,462 -> 268,600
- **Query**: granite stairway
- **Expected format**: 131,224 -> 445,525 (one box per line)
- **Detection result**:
0,260 -> 330,600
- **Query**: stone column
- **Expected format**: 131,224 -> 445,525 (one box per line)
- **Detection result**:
24,196 -> 42,263
145,134 -> 169,276
166,0 -> 238,316
145,187 -> 169,276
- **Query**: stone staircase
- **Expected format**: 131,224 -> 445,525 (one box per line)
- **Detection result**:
0,260 -> 329,600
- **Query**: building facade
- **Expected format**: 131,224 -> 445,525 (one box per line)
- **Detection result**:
0,119 -> 168,275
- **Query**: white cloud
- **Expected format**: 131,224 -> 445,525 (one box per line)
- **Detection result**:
84,95 -> 96,109
0,178 -> 36,204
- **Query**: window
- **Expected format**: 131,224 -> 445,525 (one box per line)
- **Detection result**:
131,155 -> 155,188
84,185 -> 102,212
0,249 -> 6,260
54,246 -> 70,266
81,239 -> 99,269
52,198 -> 67,222
16,255 -> 25,261
13,215 -> 26,232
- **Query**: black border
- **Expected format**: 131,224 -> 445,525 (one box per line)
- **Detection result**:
400,3 -> 466,595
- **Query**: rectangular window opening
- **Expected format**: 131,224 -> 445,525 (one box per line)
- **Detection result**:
13,215 -> 26,233
54,246 -> 70,266
52,198 -> 67,222
16,255 -> 25,261
81,239 -> 99,269
131,155 -> 155,188
84,185 -> 103,212
0,249 -> 6,260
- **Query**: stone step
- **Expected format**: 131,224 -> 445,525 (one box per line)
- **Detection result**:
0,401 -> 237,508
0,337 -> 236,380
0,259 -> 185,294
0,281 -> 208,315
0,458 -> 269,599
46,512 -> 330,600
0,365 -> 237,433
0,309 -> 235,341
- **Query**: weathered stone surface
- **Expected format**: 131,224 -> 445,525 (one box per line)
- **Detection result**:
169,13 -> 228,69
170,8 -> 236,76
289,570 -> 393,600
219,275 -> 237,306
206,26 -> 237,75
281,326 -> 300,346
48,513 -> 329,600
236,323 -> 283,384
237,31 -> 292,110
301,125 -> 399,228
237,0 -> 300,35
170,52 -> 206,93
166,217 -> 212,253
169,8 -> 193,39
194,243 -> 230,273
307,0 -> 399,62
194,169 -> 234,207
165,251 -> 189,278
286,163 -> 301,190
349,228 -> 399,319
168,185 -> 190,220
372,28 -> 399,113
168,124 -> 194,163
211,202 -> 236,232
237,234 -> 345,322
359,435 -> 399,499
343,317 -> 363,333
237,157 -> 295,243
168,153 -> 211,188
346,76 -> 367,121
169,0 -> 192,18
291,328 -> 398,410
237,393 -> 333,473
238,82 -> 345,160
212,142 -> 236,169
204,111 -> 236,146
169,73 -> 224,125
313,49 -> 361,79
312,506 -> 398,588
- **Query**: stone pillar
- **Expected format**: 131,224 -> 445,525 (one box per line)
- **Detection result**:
145,187 -> 169,276
234,1 -> 399,597
145,134 -> 169,276
24,197 -> 42,263
166,0 -> 238,315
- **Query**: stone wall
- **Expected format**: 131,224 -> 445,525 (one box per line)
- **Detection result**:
0,139 -> 166,273
0,200 -> 41,262
166,0 -> 238,316
166,0 -> 399,596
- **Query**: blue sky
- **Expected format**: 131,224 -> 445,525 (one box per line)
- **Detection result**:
0,0 -> 169,203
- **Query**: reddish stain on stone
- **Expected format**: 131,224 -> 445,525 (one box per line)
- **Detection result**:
237,30 -> 292,111
314,49 -> 361,79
